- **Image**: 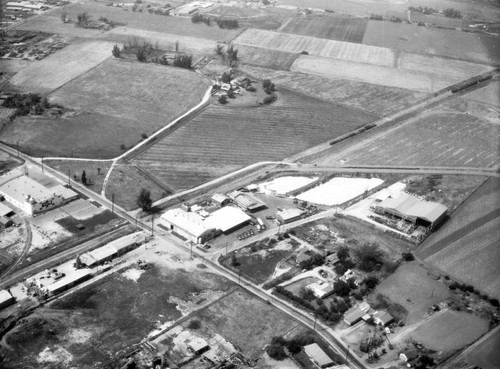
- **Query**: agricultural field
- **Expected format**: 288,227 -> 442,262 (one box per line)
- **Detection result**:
132,89 -> 375,191
237,45 -> 299,70
374,262 -> 450,325
9,40 -> 114,93
2,59 -> 210,159
362,21 -> 500,64
277,0 -> 407,17
409,310 -> 489,351
0,261 -> 234,369
314,104 -> 500,168
464,329 -> 500,369
241,65 -> 428,116
417,178 -> 500,300
463,80 -> 500,107
47,3 -> 240,41
234,29 -> 396,67
280,15 -> 368,43
105,163 -> 172,210
45,159 -> 113,195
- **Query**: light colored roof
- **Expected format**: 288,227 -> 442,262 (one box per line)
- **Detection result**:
374,311 -> 394,324
189,337 -> 208,352
344,306 -> 365,323
0,290 -> 14,305
207,206 -> 251,232
80,253 -> 98,267
229,191 -> 265,210
277,208 -> 304,220
52,184 -> 78,200
0,175 -> 54,203
161,208 -> 215,238
304,343 -> 333,367
46,269 -> 92,293
306,282 -> 333,298
0,168 -> 23,187
211,193 -> 229,203
107,232 -> 145,251
0,202 -> 13,217
378,194 -> 447,223
88,245 -> 117,262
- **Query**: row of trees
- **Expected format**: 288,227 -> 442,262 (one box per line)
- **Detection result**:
191,13 -> 239,29
3,93 -> 61,120
266,334 -> 316,361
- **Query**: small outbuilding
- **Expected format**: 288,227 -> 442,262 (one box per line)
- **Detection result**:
228,191 -> 266,212
400,349 -> 418,362
373,311 -> 394,326
211,193 -> 230,207
188,337 -> 209,354
0,216 -> 13,228
343,306 -> 365,326
303,343 -> 334,368
276,208 -> 304,224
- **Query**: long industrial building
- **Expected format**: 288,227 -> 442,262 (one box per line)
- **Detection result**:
0,290 -> 15,310
375,193 -> 448,229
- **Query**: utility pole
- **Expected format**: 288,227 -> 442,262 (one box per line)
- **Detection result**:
151,214 -> 154,236
313,313 -> 317,330
41,157 -> 44,173
345,345 -> 350,364
190,243 -> 193,259
238,269 -> 241,284
111,193 -> 115,213
68,169 -> 71,187
16,141 -> 19,157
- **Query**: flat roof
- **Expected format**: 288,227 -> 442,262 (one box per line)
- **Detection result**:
344,306 -> 365,323
52,184 -> 78,200
0,290 -> 14,305
208,206 -> 251,232
189,337 -> 209,352
161,208 -> 215,238
211,193 -> 229,203
304,343 -> 333,367
80,253 -> 98,267
88,245 -> 117,262
46,269 -> 92,293
378,194 -> 447,223
277,208 -> 304,220
0,202 -> 13,217
0,175 -> 54,203
107,231 -> 145,251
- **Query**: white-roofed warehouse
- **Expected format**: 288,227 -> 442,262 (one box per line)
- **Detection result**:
375,193 -> 448,229
161,208 -> 218,244
207,206 -> 251,234
304,343 -> 334,368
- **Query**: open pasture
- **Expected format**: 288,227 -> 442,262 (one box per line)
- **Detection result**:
132,90 -> 375,191
281,15 -> 367,43
242,65 -> 427,116
12,13 -> 104,38
206,4 -> 294,30
9,40 -> 113,93
375,262 -> 450,325
463,80 -> 500,107
418,178 -> 500,300
362,21 -> 500,64
410,310 -> 488,351
277,0 -> 407,17
48,2 -> 239,41
238,45 -> 298,70
465,329 -> 500,369
1,59 -> 209,159
99,27 -> 218,55
319,109 -> 499,168
234,28 -> 396,67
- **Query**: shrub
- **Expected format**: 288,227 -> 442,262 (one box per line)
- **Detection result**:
402,252 -> 414,261
490,298 -> 499,307
218,95 -> 228,104
266,343 -> 287,360
187,319 -> 201,329
263,93 -> 277,105
173,54 -> 193,69
112,44 -> 121,58
363,275 -> 379,289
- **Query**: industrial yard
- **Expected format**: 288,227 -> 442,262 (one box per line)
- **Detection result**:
0,0 -> 499,368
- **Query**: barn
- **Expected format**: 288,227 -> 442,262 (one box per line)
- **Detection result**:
375,194 -> 448,229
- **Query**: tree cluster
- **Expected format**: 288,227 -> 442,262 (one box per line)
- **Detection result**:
3,93 -> 59,120
262,79 -> 276,94
359,335 -> 384,353
262,271 -> 295,290
137,188 -> 153,212
173,54 -> 193,69
443,8 -> 462,18
299,253 -> 324,270
76,12 -> 91,27
266,334 -> 316,360
112,44 -> 121,58
216,18 -> 239,29
191,13 -> 211,25
353,243 -> 384,272
226,44 -> 238,67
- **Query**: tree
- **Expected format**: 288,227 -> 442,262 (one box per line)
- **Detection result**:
175,40 -> 179,53
333,280 -> 351,296
112,44 -> 121,58
218,95 -> 228,104
61,8 -> 67,23
76,12 -> 90,26
81,170 -> 87,185
266,344 -> 287,360
337,246 -> 349,261
137,188 -> 153,212
363,275 -> 379,289
354,243 -> 384,272
334,263 -> 347,276
215,42 -> 224,56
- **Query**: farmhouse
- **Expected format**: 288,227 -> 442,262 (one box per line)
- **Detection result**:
373,311 -> 394,326
207,206 -> 251,234
228,191 -> 266,212
276,208 -> 304,224
303,343 -> 334,368
400,349 -> 419,362
306,282 -> 334,299
161,208 -> 218,244
46,269 -> 92,295
0,169 -> 77,216
0,290 -> 15,310
344,303 -> 370,326
375,194 -> 447,229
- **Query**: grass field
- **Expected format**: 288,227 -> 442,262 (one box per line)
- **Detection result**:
375,263 -> 450,325
463,81 -> 500,107
277,0 -> 407,17
2,59 -> 209,159
12,14 -> 105,38
316,107 -> 500,168
196,288 -> 302,356
417,178 -> 500,300
105,163 -> 171,210
132,89 -> 375,191
206,4 -> 294,30
410,310 -> 488,351
0,263 -> 233,368
465,329 -> 500,369
238,45 -> 299,70
234,29 -> 396,67
280,15 -> 368,43
241,65 -> 428,117
9,40 -> 113,93
362,21 -> 500,64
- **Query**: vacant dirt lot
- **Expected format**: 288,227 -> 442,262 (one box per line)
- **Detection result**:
418,178 -> 500,300
242,65 -> 427,117
375,262 -> 450,325
281,15 -> 368,43
410,310 -> 488,351
132,89 -> 375,191
9,40 -> 114,93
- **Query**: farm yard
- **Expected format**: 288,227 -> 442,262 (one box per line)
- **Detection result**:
9,40 -> 114,93
409,310 -> 489,352
417,178 -> 500,300
374,262 -> 450,325
240,65 -> 428,116
2,59 -> 210,159
362,21 -> 500,64
314,106 -> 500,168
280,15 -> 368,43
131,89 -> 375,191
